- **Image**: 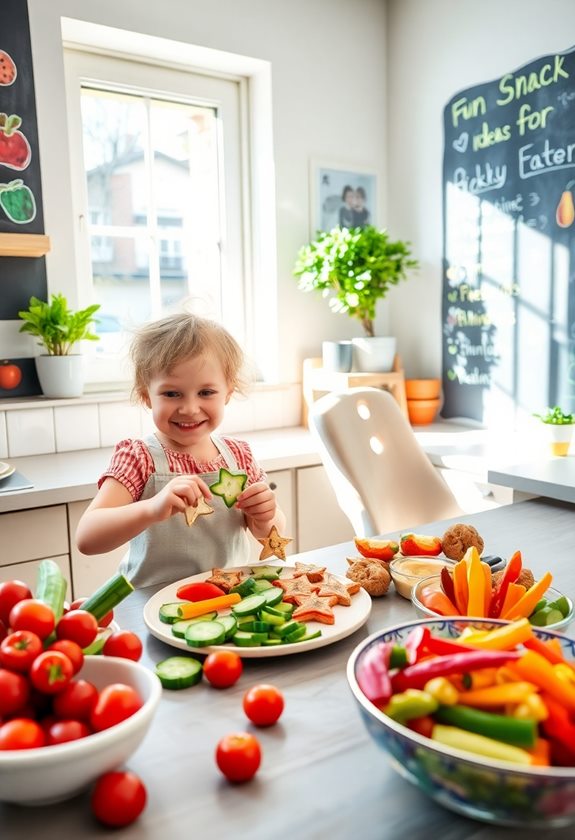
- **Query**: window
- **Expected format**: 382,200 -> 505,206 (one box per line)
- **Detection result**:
64,50 -> 246,385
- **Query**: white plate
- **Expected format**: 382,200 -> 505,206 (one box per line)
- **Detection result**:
0,463 -> 15,481
143,565 -> 372,658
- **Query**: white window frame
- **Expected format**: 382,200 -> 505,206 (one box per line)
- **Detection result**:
61,19 -> 278,385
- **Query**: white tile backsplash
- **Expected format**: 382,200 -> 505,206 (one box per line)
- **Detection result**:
7,408 -> 56,456
99,401 -> 142,446
0,413 -> 7,459
54,404 -> 100,452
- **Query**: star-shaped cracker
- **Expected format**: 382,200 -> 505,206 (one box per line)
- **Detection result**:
291,593 -> 337,625
205,567 -> 244,593
316,574 -> 353,606
292,561 -> 326,583
257,525 -> 293,561
184,496 -> 214,527
272,575 -> 314,603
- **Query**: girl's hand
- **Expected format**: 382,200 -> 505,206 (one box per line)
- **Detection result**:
236,481 -> 277,527
148,475 -> 212,523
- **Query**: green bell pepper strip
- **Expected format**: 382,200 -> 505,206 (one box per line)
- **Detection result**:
391,649 -> 520,693
434,703 -> 537,748
382,689 -> 438,723
431,724 -> 533,765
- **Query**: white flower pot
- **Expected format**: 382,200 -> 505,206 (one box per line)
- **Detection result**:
546,424 -> 574,457
351,336 -> 396,372
35,355 -> 85,398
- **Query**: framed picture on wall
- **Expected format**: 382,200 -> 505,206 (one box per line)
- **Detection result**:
310,160 -> 377,236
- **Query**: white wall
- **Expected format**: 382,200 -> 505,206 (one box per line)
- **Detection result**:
387,0 -> 575,378
1,0 -> 388,384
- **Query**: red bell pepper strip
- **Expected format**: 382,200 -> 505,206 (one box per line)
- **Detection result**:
404,626 -> 476,663
440,567 -> 457,606
356,642 -> 394,706
488,550 -> 522,617
424,635 -> 477,656
540,693 -> 575,757
391,649 -> 520,693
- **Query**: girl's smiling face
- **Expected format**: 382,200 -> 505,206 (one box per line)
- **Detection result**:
144,352 -> 232,454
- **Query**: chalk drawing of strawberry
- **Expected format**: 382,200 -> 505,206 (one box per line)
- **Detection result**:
0,114 -> 31,170
0,50 -> 17,85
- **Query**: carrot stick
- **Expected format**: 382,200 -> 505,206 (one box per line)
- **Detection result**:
176,592 -> 241,619
499,582 -> 526,618
526,737 -> 551,767
513,650 -> 575,713
481,562 -> 492,616
524,635 -> 575,670
458,681 -> 538,708
502,572 -> 553,620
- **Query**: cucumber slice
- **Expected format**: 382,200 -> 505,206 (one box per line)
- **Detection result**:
159,602 -> 190,624
232,630 -> 263,647
258,587 -> 284,608
259,609 -> 287,627
230,578 -> 257,597
297,629 -> 322,643
252,579 -> 274,593
209,468 -> 247,508
264,602 -> 294,618
529,607 -> 563,626
231,594 -> 267,617
171,613 -> 218,638
276,620 -> 306,639
216,614 -> 238,640
155,656 -> 203,689
262,638 -> 283,646
283,624 -> 307,643
185,621 -> 227,647
547,595 -> 571,617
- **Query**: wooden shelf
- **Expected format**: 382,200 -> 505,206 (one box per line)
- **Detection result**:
0,233 -> 51,257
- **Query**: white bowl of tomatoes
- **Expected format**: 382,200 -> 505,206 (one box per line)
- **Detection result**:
0,655 -> 161,805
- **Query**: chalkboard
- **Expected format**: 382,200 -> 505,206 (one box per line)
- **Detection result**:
442,45 -> 575,423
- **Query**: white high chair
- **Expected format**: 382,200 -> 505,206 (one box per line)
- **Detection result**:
308,386 -> 463,537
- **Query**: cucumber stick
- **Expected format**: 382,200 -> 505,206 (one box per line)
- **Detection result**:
81,572 -> 134,621
35,559 -> 67,621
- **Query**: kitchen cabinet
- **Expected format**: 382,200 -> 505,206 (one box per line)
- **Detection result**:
0,504 -> 71,591
296,465 -> 355,552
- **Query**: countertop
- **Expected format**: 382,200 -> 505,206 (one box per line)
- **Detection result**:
1,497 -> 574,838
488,456 -> 575,504
0,421 -> 537,514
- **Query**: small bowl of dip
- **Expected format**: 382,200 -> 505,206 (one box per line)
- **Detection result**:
388,555 -> 454,599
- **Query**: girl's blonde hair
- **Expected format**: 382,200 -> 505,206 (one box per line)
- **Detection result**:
130,313 -> 248,402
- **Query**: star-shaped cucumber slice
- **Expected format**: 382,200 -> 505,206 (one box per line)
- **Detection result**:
209,468 -> 248,508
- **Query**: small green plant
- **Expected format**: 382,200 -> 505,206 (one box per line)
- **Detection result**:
18,294 -> 100,356
293,225 -> 418,337
533,405 -> 575,425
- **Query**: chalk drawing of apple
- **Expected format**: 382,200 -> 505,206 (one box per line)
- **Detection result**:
0,113 -> 31,170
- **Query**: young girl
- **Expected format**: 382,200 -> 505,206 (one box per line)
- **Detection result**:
75,313 -> 286,588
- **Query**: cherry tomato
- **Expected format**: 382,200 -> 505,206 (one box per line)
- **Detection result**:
90,683 -> 143,732
0,580 -> 32,625
53,679 -> 99,721
0,618 -> 8,644
91,771 -> 147,827
102,630 -> 143,662
46,719 -> 91,745
176,581 -> 226,601
215,732 -> 261,783
47,639 -> 84,674
0,718 -> 45,750
70,598 -> 114,628
9,599 -> 55,640
56,609 -> 98,649
0,668 -> 30,716
29,650 -> 74,694
0,363 -> 22,390
0,629 -> 42,672
203,650 -> 243,688
242,684 -> 284,727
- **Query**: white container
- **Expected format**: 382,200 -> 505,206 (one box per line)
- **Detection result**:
546,423 -> 574,456
35,354 -> 85,398
352,336 -> 396,372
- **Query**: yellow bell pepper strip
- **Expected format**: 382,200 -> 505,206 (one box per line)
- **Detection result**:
457,681 -> 538,708
431,724 -> 534,765
434,703 -> 537,747
391,649 -> 520,693
482,562 -> 492,615
553,663 -> 575,685
501,571 -> 553,620
464,546 -> 485,617
356,642 -> 395,705
512,649 -> 575,713
452,558 -> 469,615
382,689 -> 438,723
510,692 -> 548,722
499,582 -> 526,617
424,677 -> 459,705
457,618 -> 533,651
399,533 -> 443,556
176,592 -> 241,619
488,550 -> 522,618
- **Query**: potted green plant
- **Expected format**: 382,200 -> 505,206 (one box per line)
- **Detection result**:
533,405 -> 575,456
293,225 -> 418,372
18,294 -> 100,397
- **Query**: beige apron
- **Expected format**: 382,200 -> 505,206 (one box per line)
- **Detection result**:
119,433 -> 251,588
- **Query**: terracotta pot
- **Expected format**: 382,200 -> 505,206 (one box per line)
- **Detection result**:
407,397 -> 440,426
405,378 -> 441,400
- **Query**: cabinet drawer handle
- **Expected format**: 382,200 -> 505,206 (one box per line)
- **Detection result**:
269,482 -> 277,490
